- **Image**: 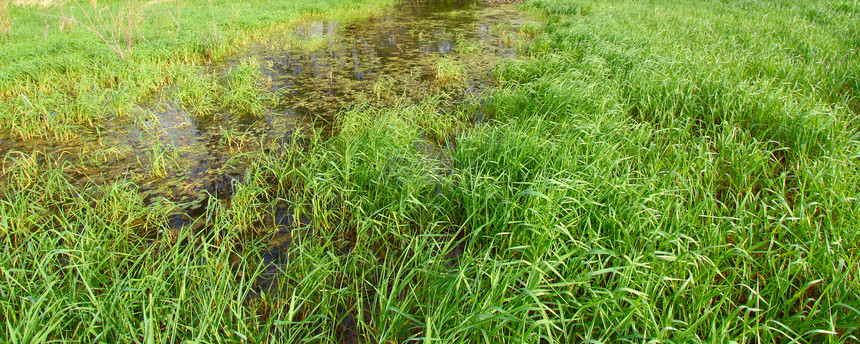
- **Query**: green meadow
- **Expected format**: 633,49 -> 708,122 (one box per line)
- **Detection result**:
1,0 -> 859,342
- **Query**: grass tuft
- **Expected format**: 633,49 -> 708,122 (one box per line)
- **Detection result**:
434,57 -> 466,85
223,58 -> 275,116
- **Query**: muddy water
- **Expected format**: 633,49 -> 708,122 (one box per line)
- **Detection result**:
0,0 -> 536,222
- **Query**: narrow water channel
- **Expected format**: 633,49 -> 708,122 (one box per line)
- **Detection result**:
1,0 -> 537,221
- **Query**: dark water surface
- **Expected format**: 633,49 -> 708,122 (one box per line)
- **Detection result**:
1,0 -> 536,221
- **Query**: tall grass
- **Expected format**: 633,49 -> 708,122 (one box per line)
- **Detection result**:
2,0 -> 860,342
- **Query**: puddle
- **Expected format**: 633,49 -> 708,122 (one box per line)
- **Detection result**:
0,0 -> 538,225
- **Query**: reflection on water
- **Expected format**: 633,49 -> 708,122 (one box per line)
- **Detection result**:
0,0 -> 536,218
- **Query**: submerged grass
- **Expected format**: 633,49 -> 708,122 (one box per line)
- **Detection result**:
435,57 -> 467,85
2,0 -> 860,342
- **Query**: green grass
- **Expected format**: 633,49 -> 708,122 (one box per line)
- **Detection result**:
435,57 -> 467,85
0,0 -> 395,139
2,0 -> 860,342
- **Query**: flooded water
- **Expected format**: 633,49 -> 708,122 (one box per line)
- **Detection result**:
0,0 -> 537,221
239,0 -> 534,123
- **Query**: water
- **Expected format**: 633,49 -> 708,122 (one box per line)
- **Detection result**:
0,0 -> 537,221
238,0 -> 534,123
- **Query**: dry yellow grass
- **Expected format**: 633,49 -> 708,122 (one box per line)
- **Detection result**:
0,1 -> 10,36
144,0 -> 173,7
10,0 -> 102,8
11,0 -> 54,7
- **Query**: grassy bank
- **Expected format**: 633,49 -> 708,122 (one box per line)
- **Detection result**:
2,0 -> 860,343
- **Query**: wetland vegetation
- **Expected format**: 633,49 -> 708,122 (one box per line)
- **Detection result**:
1,0 -> 859,342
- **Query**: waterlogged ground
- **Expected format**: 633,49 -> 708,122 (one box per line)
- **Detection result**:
4,0 -> 859,341
241,0 -> 534,119
0,0 -> 535,223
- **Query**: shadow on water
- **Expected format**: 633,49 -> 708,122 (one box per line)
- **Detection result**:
0,0 -> 536,229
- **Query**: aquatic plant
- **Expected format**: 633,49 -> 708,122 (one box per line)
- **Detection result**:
434,57 -> 466,85
223,58 -> 274,116
372,75 -> 395,100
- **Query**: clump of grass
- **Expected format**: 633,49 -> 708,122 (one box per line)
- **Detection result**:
171,66 -> 222,115
525,0 -> 590,16
403,100 -> 464,144
434,57 -> 466,85
223,58 -> 276,116
518,21 -> 541,37
219,124 -> 262,151
372,75 -> 395,100
457,40 -> 479,53
170,60 -> 277,118
144,141 -> 177,178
